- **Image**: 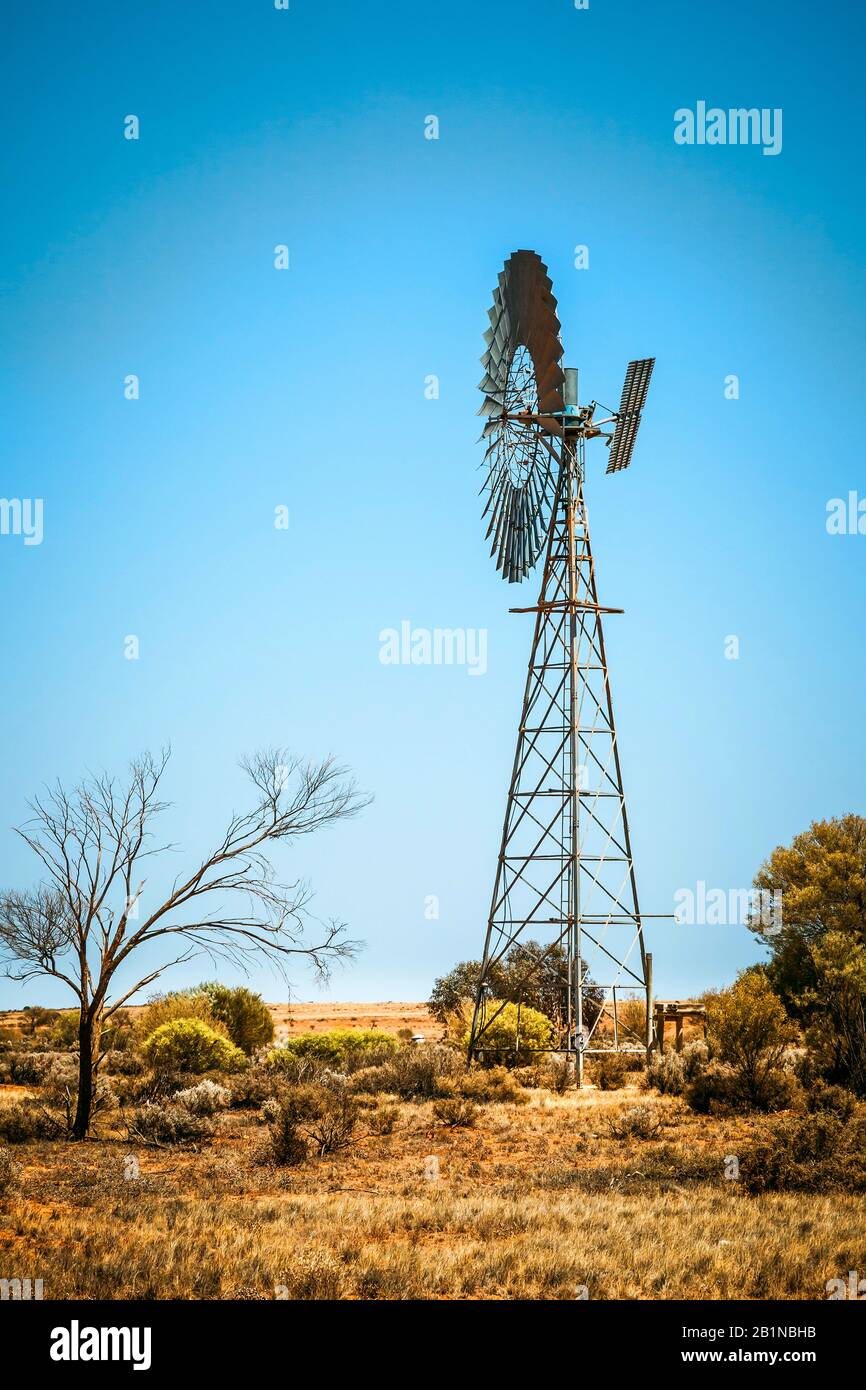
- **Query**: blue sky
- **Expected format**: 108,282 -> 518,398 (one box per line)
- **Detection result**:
1,0 -> 865,1010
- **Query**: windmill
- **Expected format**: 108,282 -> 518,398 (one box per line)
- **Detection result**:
469,249 -> 656,1085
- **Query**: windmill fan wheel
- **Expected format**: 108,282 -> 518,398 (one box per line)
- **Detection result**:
478,249 -> 565,583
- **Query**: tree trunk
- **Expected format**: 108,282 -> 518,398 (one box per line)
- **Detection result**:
71,1010 -> 102,1140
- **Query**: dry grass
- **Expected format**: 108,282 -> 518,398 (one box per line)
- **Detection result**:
0,1001 -> 445,1045
2,1084 -> 864,1300
268,1001 -> 445,1043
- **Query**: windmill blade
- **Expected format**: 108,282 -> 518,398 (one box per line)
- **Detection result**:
606,358 -> 655,474
477,371 -> 503,395
484,466 -> 510,538
505,492 -> 523,581
515,494 -> 532,580
477,250 -> 565,583
489,479 -> 511,562
498,487 -> 521,577
495,487 -> 515,574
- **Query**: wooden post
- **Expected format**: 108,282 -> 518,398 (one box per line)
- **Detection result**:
655,1004 -> 665,1055
675,1014 -> 684,1052
645,952 -> 653,1061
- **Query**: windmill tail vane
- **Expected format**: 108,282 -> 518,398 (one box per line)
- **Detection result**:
469,249 -> 661,1086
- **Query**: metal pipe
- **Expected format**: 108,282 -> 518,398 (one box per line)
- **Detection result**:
565,436 -> 583,1086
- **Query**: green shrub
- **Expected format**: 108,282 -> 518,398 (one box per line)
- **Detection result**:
42,1054 -> 78,1091
48,1012 -> 80,1050
433,1096 -> 478,1127
137,991 -> 223,1042
525,1056 -> 575,1093
799,930 -> 866,1096
684,1061 -> 737,1113
260,1051 -> 322,1085
8,1051 -> 65,1085
739,1112 -> 866,1194
264,1081 -> 358,1158
616,998 -> 648,1047
110,1069 -> 180,1108
0,1102 -> 64,1143
229,1066 -> 274,1109
263,1100 -> 308,1166
348,1043 -> 463,1100
606,1103 -> 664,1140
461,1000 -> 553,1063
100,1049 -> 145,1077
141,1018 -> 246,1075
20,1007 -> 60,1036
0,1105 -> 37,1144
102,1010 -> 137,1053
645,1050 -> 686,1095
174,1079 -> 231,1116
299,1084 -> 359,1156
685,1057 -> 799,1115
199,983 -> 275,1056
456,1065 -> 529,1105
512,1063 -> 543,1090
267,1029 -> 399,1072
366,1102 -> 399,1135
129,1100 -> 214,1145
645,1041 -> 709,1096
592,1053 -> 631,1091
348,1063 -> 394,1095
806,1080 -> 856,1120
705,971 -> 797,1109
753,1067 -> 801,1112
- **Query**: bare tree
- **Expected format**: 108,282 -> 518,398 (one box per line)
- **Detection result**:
0,748 -> 368,1138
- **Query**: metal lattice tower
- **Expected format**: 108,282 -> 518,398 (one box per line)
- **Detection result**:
468,250 -> 656,1083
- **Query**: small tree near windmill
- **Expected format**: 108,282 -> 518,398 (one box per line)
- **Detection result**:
0,748 -> 367,1139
